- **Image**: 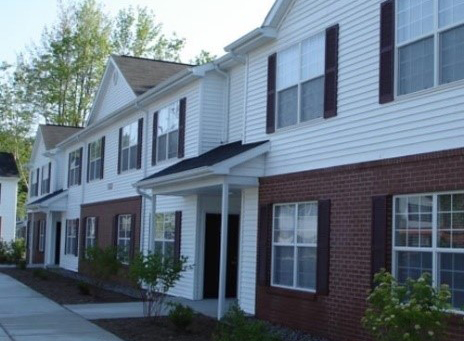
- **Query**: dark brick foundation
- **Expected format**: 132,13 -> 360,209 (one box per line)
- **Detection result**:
257,148 -> 464,341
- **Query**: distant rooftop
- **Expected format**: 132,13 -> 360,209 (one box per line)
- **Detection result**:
0,152 -> 19,178
40,124 -> 83,150
112,55 -> 194,96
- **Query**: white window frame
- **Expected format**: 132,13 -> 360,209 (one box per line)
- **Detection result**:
65,220 -> 78,255
157,102 -> 179,163
275,31 -> 326,131
120,121 -> 139,173
38,220 -> 46,252
41,164 -> 50,195
117,214 -> 132,264
30,169 -> 38,198
395,0 -> 464,97
68,149 -> 81,187
392,190 -> 464,312
271,201 -> 318,293
154,212 -> 175,257
85,217 -> 97,249
88,139 -> 103,182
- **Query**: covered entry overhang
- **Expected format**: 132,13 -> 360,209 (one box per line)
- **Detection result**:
135,141 -> 269,319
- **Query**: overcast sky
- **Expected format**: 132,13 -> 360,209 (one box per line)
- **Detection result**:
0,0 -> 276,65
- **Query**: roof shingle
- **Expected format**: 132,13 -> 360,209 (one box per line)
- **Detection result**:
40,125 -> 83,150
0,152 -> 19,178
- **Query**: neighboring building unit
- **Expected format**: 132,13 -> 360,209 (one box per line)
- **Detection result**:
0,152 -> 20,242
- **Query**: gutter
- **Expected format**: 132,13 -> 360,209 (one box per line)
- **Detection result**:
134,167 -> 212,189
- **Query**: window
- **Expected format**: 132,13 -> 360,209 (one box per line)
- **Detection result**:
88,139 -> 103,181
272,202 -> 318,291
117,215 -> 132,264
38,220 -> 45,252
154,212 -> 175,257
65,219 -> 78,255
68,149 -> 81,187
120,121 -> 138,172
276,33 -> 325,129
41,164 -> 50,195
157,102 -> 179,162
396,0 -> 464,95
30,169 -> 39,197
393,192 -> 464,310
85,217 -> 97,249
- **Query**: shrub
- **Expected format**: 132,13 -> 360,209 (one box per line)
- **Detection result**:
77,281 -> 91,296
362,270 -> 452,341
9,239 -> 26,264
85,246 -> 121,296
129,252 -> 189,318
32,268 -> 49,280
16,259 -> 27,270
0,241 -> 10,263
168,302 -> 194,331
214,304 -> 280,341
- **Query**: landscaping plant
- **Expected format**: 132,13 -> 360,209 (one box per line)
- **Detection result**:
214,304 -> 281,341
167,302 -> 194,331
362,269 -> 452,341
77,281 -> 91,296
129,252 -> 189,318
32,268 -> 49,280
85,246 -> 121,296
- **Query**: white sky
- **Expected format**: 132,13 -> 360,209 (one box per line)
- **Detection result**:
0,0 -> 276,65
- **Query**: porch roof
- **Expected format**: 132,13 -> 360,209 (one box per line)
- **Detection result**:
27,189 -> 67,211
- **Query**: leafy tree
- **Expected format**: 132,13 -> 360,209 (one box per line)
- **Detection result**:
190,50 -> 217,65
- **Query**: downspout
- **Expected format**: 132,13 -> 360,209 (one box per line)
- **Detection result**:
242,54 -> 250,144
214,65 -> 230,144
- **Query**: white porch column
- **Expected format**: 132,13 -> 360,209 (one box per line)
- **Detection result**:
28,212 -> 35,264
217,181 -> 229,320
149,193 -> 157,254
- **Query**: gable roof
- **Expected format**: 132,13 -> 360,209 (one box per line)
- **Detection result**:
112,55 -> 194,96
27,189 -> 65,206
140,140 -> 268,182
39,125 -> 83,150
0,152 -> 19,178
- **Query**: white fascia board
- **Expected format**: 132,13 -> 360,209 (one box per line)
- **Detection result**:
134,167 -> 212,189
224,27 -> 277,54
27,191 -> 68,210
262,0 -> 295,28
211,142 -> 270,174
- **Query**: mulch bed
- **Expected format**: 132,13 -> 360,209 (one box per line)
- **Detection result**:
0,268 -> 137,304
94,315 -> 218,341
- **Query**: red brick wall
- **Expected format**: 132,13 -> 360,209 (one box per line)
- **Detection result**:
257,148 -> 464,341
27,212 -> 46,264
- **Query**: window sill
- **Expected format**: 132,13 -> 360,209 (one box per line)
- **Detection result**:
271,116 -> 330,136
119,168 -> 140,175
264,285 -> 317,301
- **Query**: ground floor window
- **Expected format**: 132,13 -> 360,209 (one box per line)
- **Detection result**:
65,219 -> 78,256
38,220 -> 46,252
393,192 -> 464,310
117,215 -> 132,264
154,212 -> 175,258
85,217 -> 97,249
271,202 -> 318,292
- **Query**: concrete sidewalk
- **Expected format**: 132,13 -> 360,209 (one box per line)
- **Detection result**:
0,273 -> 123,341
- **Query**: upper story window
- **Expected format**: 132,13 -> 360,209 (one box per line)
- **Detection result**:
30,168 -> 39,198
41,163 -> 50,195
120,121 -> 140,173
88,138 -> 104,182
393,192 -> 464,310
276,32 -> 325,129
157,102 -> 179,162
396,0 -> 464,95
68,148 -> 82,187
272,202 -> 318,292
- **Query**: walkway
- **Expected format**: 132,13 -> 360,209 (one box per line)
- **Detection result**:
0,273 -> 122,341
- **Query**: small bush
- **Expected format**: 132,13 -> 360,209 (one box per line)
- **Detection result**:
362,270 -> 451,341
85,246 -> 121,296
168,302 -> 194,331
16,259 -> 27,270
77,281 -> 91,296
10,239 -> 26,264
214,304 -> 280,341
32,268 -> 49,280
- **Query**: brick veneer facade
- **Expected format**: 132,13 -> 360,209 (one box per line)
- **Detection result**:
27,212 -> 46,264
257,148 -> 464,341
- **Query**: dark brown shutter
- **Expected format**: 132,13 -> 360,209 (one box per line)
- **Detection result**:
317,199 -> 331,295
324,25 -> 339,119
67,154 -> 72,188
113,215 -> 119,247
258,204 -> 273,286
152,112 -> 158,166
178,98 -> 187,159
77,148 -> 83,185
174,211 -> 182,261
117,128 -> 122,174
100,137 -> 105,179
47,162 -> 51,193
130,214 -> 137,259
0,183 -> 2,203
94,217 -> 99,247
81,217 -> 87,258
372,195 -> 390,285
64,221 -> 68,255
86,144 -> 91,183
136,118 -> 143,170
0,217 -> 2,238
266,53 -> 277,134
379,0 -> 395,104
74,219 -> 79,256
35,168 -> 39,196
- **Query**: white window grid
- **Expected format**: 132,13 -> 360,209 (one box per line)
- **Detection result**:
120,121 -> 138,173
85,217 -> 97,249
30,170 -> 38,197
154,212 -> 175,257
65,220 -> 78,255
157,102 -> 179,162
88,139 -> 102,182
271,202 -> 318,293
275,31 -> 326,130
39,220 -> 45,252
41,164 -> 49,195
117,215 -> 132,264
392,190 -> 464,312
395,0 -> 464,96
68,150 -> 81,187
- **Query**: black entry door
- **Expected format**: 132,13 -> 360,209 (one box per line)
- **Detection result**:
55,222 -> 61,265
203,214 -> 239,299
